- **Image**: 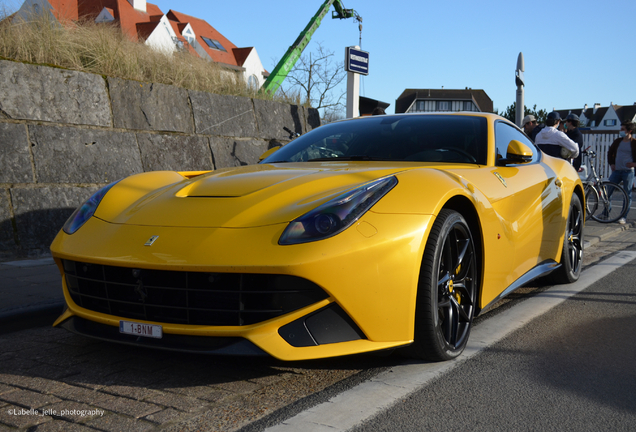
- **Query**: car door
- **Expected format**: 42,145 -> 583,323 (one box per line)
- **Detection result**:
492,121 -> 562,277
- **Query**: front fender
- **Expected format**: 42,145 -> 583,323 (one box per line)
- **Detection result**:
374,167 -> 515,310
373,168 -> 478,215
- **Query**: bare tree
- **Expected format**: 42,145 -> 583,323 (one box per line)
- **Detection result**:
279,42 -> 346,121
321,109 -> 345,124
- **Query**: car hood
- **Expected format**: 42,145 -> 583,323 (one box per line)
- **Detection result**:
97,163 -> 426,228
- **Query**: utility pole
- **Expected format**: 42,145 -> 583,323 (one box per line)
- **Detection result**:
515,52 -> 525,127
346,67 -> 360,118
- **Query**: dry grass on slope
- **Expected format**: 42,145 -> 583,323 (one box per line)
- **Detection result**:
0,8 -> 298,103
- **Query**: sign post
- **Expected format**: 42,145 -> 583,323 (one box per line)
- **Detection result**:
345,46 -> 369,119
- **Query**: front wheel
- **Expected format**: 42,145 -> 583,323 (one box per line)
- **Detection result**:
549,194 -> 583,284
404,210 -> 477,361
584,183 -> 599,220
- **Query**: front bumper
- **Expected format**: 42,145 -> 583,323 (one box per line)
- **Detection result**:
51,211 -> 433,360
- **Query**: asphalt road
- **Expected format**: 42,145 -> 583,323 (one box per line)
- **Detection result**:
350,252 -> 636,432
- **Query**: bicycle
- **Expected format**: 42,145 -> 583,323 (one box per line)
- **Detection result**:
581,149 -> 629,223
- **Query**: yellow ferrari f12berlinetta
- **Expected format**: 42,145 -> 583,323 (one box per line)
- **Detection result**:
51,113 -> 584,361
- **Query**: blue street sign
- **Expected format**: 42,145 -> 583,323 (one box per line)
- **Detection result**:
345,47 -> 369,76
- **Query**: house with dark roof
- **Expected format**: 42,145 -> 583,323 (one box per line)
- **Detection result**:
14,0 -> 268,88
395,89 -> 493,114
555,103 -> 636,131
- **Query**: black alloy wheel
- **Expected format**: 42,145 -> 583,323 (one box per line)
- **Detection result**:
405,209 -> 477,361
550,194 -> 583,284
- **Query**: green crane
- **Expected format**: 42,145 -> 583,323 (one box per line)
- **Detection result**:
261,0 -> 361,95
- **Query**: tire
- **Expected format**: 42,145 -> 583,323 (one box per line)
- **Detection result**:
404,209 -> 477,361
584,184 -> 598,221
590,182 -> 629,223
549,194 -> 584,284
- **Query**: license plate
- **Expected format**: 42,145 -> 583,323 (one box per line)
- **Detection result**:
119,321 -> 162,339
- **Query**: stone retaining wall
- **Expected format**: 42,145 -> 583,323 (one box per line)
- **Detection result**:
0,59 -> 320,260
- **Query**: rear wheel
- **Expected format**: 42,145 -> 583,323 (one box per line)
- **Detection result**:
550,194 -> 583,284
590,182 -> 629,223
405,210 -> 477,361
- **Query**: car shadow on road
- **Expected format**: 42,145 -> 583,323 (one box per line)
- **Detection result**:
0,325 -> 407,429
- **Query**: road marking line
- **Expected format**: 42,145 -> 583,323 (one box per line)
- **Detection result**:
265,251 -> 636,432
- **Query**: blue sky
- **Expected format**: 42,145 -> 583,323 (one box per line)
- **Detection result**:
5,0 -> 635,114
148,0 -> 635,114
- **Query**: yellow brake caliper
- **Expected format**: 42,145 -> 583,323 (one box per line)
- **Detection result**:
452,264 -> 461,304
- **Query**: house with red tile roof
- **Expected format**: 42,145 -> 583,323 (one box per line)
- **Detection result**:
14,0 -> 268,88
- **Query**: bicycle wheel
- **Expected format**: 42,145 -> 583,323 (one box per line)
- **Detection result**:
590,181 -> 629,223
584,183 -> 599,220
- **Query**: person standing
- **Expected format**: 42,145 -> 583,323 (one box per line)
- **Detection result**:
607,121 -> 636,224
521,115 -> 539,142
535,111 -> 579,160
565,114 -> 584,170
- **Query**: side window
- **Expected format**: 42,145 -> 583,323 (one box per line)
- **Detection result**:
494,121 -> 540,164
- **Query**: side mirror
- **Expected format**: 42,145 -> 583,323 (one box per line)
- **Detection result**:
498,140 -> 533,165
258,146 -> 281,162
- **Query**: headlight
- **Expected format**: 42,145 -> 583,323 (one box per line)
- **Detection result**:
62,180 -> 120,234
279,176 -> 398,245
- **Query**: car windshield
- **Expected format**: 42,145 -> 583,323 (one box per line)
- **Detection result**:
262,114 -> 488,165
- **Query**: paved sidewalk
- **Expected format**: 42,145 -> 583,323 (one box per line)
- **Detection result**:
0,258 -> 64,328
0,219 -> 634,328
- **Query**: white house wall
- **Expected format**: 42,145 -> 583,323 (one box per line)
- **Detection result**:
145,15 -> 178,54
241,48 -> 266,88
596,106 -> 620,131
127,0 -> 146,12
180,23 -> 195,44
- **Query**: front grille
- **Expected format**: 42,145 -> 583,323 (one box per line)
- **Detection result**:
63,260 -> 329,326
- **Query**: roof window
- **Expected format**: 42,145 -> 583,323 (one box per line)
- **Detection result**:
201,37 -> 226,52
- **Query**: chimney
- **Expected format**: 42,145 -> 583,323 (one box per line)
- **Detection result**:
593,103 -> 601,114
128,0 -> 146,12
583,103 -> 588,112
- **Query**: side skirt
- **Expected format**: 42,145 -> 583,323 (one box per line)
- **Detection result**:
477,260 -> 560,316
